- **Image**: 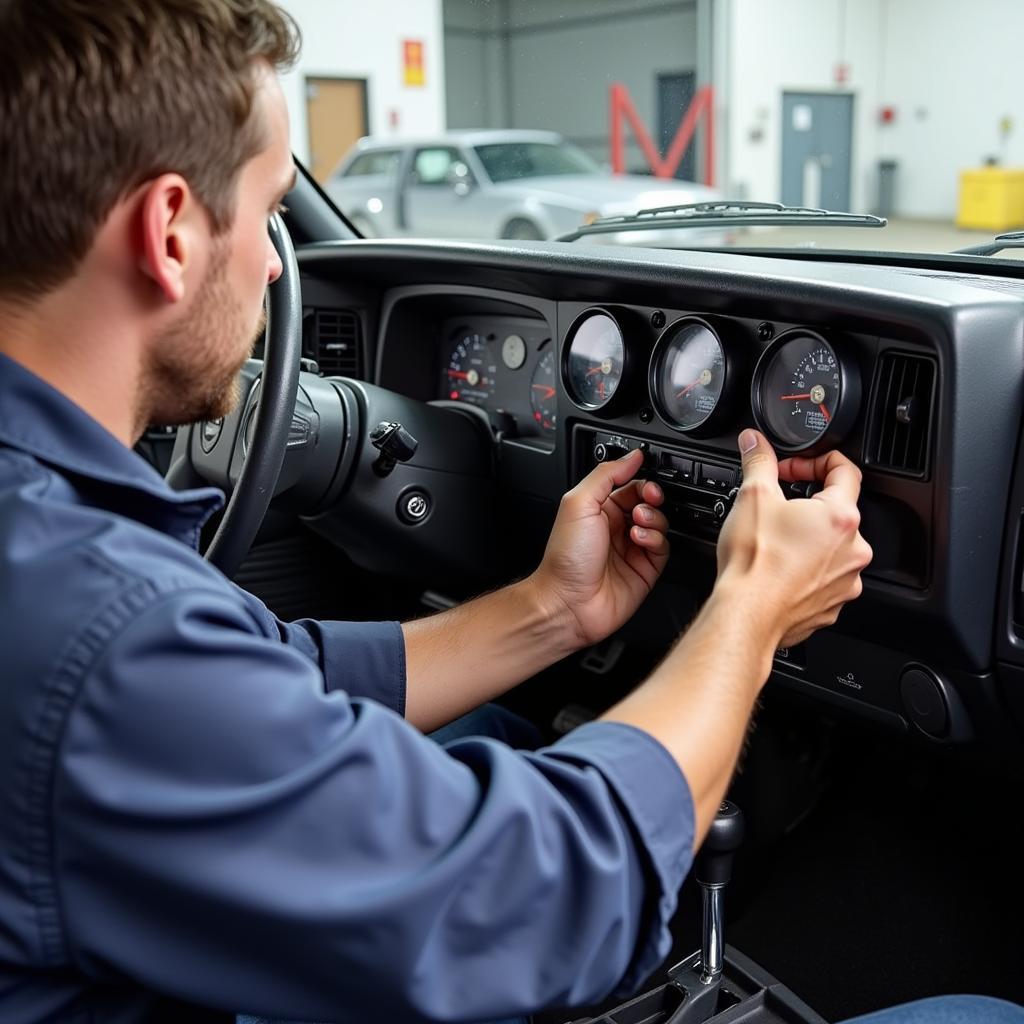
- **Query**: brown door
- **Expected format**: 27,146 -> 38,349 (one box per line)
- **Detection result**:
306,77 -> 368,184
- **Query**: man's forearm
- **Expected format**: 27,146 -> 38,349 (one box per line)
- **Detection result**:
600,583 -> 776,844
402,577 -> 577,732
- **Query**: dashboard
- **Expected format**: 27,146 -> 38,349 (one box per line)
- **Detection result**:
295,239 -> 1024,750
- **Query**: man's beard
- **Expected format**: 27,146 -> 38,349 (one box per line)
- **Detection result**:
140,248 -> 266,431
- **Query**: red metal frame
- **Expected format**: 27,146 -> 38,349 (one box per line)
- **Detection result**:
609,82 -> 715,185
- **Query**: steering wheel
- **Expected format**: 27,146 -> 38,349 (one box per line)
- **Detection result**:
166,213 -> 302,578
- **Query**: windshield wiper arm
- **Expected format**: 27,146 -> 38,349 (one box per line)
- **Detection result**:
953,230 -> 1024,256
557,200 -> 886,242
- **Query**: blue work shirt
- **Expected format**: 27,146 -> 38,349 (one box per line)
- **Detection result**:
0,352 -> 695,1024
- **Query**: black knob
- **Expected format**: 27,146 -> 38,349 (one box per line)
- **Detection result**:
695,800 -> 745,886
782,480 -> 823,499
595,441 -> 629,463
370,421 -> 419,476
371,420 -> 418,461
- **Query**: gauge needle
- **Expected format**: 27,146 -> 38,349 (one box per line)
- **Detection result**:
598,379 -> 606,400
586,365 -> 605,376
779,393 -> 812,400
675,379 -> 702,398
447,371 -> 470,379
531,385 -> 556,399
819,403 -> 831,423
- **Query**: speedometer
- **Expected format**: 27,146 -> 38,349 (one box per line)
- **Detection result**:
752,329 -> 860,453
444,330 -> 496,406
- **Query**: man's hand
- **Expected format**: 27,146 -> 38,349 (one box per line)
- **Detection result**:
717,429 -> 873,650
529,449 -> 670,649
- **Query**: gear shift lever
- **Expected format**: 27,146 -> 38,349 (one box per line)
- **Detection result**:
695,801 -> 745,985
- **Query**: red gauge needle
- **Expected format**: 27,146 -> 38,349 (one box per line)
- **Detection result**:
586,365 -> 605,376
779,393 -> 812,400
447,370 -> 470,379
675,379 -> 702,398
819,403 -> 831,422
531,385 -> 556,399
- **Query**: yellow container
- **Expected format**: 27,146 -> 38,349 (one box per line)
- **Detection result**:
957,167 -> 1024,231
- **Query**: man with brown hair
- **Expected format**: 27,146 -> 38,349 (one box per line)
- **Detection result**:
0,2 -> 876,1022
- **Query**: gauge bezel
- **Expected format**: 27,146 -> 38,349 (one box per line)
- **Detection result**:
561,307 -> 629,414
648,315 -> 733,436
750,328 -> 861,455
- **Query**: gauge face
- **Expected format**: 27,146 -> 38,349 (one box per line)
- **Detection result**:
651,319 -> 726,432
502,333 -> 527,370
445,331 -> 496,406
564,311 -> 625,410
754,332 -> 843,450
529,349 -> 557,433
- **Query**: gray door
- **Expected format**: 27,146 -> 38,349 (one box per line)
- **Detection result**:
658,72 -> 697,182
781,92 -> 854,211
403,146 -> 483,238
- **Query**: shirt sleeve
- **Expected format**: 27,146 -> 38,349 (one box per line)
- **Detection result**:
55,586 -> 694,1023
231,583 -> 407,714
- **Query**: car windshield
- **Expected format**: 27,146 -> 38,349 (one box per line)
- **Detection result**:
473,141 -> 602,183
290,0 -> 1024,259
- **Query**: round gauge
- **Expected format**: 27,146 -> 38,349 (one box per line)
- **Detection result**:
529,349 -> 557,433
502,333 -> 527,370
650,317 -> 728,433
445,331 -> 497,406
752,330 -> 860,453
563,310 -> 625,411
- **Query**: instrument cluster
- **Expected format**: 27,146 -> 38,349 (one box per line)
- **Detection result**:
562,306 -> 861,455
439,316 -> 556,440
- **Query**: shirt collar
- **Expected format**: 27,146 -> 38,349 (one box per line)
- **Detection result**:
0,352 -> 223,545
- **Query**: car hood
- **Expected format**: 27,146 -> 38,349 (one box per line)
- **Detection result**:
493,173 -> 720,213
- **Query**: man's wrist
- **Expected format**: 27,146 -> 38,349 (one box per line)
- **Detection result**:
517,572 -> 587,659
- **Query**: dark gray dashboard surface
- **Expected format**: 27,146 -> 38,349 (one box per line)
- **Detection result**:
297,239 -> 1024,741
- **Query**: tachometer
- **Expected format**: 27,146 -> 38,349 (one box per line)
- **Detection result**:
650,317 -> 731,434
444,330 -> 496,406
529,349 -> 557,433
563,309 -> 626,412
752,330 -> 860,453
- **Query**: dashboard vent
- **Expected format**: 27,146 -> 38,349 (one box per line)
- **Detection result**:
312,309 -> 362,377
866,351 -> 936,477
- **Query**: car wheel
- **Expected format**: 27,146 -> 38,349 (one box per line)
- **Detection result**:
501,218 -> 544,240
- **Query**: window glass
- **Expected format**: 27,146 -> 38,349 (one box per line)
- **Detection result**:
343,151 -> 400,178
475,142 -> 601,183
412,148 -> 460,186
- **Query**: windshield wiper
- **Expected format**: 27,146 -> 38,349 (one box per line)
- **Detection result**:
953,230 -> 1024,256
557,200 -> 886,242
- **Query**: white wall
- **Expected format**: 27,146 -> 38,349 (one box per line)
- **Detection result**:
721,0 -> 1024,219
722,0 -> 883,213
278,0 -> 447,165
878,0 -> 1024,218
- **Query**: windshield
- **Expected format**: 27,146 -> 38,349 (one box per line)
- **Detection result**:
285,0 -> 1024,258
473,141 -> 602,183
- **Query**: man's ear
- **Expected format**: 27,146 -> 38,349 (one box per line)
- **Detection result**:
137,174 -> 207,304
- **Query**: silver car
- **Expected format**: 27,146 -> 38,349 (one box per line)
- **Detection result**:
325,129 -> 724,245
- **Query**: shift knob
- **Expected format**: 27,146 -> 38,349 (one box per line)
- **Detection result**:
695,800 -> 745,887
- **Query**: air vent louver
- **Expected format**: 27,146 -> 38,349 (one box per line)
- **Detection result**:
314,309 -> 361,377
867,351 -> 935,477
